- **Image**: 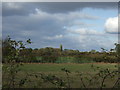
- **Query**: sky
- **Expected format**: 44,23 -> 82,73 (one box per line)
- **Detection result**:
2,2 -> 119,51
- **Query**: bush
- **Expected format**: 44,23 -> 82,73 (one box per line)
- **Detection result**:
42,56 -> 58,63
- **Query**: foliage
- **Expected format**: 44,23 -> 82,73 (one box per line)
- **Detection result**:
60,44 -> 63,52
3,36 -> 119,63
3,63 -> 119,88
40,47 -> 59,63
2,36 -> 31,88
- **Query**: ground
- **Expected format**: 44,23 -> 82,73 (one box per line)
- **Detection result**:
3,63 -> 118,88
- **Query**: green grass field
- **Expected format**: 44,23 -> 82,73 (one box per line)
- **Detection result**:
3,63 -> 119,88
20,63 -> 117,72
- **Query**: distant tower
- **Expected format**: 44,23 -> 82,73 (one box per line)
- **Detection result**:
60,44 -> 63,51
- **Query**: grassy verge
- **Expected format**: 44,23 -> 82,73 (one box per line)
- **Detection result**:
3,63 -> 118,88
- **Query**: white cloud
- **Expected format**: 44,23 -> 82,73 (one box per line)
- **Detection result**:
67,28 -> 103,35
105,16 -> 118,34
64,27 -> 117,51
64,32 -> 117,51
20,30 -> 36,36
5,3 -> 22,9
44,34 -> 63,40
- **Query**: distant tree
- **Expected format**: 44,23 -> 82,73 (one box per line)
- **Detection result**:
34,48 -> 38,50
90,49 -> 96,53
101,48 -> 107,52
110,49 -> 115,52
60,44 -> 63,52
19,48 -> 37,63
115,43 -> 120,54
41,47 -> 58,63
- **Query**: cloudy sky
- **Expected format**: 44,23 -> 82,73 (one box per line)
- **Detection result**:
2,2 -> 118,51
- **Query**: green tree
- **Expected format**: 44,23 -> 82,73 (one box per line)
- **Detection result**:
90,49 -> 96,54
115,43 -> 120,54
2,36 -> 31,88
41,47 -> 58,63
60,44 -> 63,52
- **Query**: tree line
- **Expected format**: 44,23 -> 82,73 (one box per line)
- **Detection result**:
2,36 -> 120,63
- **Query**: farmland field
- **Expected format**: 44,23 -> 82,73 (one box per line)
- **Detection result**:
3,63 -> 119,88
20,63 -> 117,72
